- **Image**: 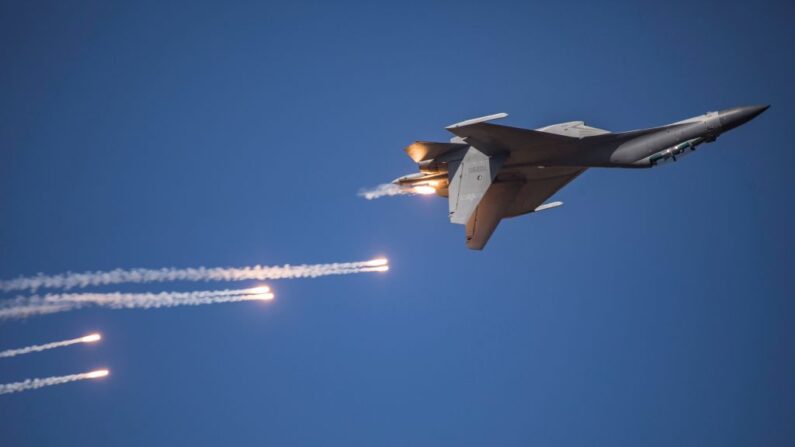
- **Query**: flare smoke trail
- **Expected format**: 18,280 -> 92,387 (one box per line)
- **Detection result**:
0,258 -> 388,293
358,183 -> 415,200
0,333 -> 101,358
0,288 -> 275,320
0,369 -> 109,395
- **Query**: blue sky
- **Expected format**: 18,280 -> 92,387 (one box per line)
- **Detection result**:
0,1 -> 793,445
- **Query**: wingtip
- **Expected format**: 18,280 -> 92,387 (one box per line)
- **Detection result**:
446,113 -> 508,130
534,201 -> 564,212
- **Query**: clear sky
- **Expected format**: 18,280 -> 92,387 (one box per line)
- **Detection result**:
1,1 -> 793,445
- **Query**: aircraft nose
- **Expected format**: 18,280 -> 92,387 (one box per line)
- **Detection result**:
718,104 -> 769,132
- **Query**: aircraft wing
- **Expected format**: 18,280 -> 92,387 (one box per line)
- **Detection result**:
447,119 -> 688,160
447,122 -> 578,157
465,167 -> 585,250
503,166 -> 586,217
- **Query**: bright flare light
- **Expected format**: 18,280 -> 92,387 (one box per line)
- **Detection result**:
252,292 -> 275,301
81,333 -> 101,343
86,369 -> 109,379
412,185 -> 436,195
245,286 -> 274,300
364,258 -> 389,267
246,286 -> 271,295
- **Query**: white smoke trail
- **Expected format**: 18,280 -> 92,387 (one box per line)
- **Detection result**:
0,333 -> 101,359
0,258 -> 388,293
0,288 -> 275,320
0,369 -> 108,395
358,183 -> 415,200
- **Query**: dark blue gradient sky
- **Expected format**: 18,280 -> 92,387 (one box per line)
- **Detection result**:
1,1 -> 793,445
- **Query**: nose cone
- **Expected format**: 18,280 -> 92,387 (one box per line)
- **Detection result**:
718,104 -> 769,132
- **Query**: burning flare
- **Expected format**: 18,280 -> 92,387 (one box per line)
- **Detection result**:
0,333 -> 103,358
81,333 -> 102,343
0,288 -> 277,320
358,183 -> 439,200
86,369 -> 109,379
245,286 -> 274,300
412,185 -> 437,195
0,369 -> 110,395
0,258 -> 390,292
364,258 -> 388,267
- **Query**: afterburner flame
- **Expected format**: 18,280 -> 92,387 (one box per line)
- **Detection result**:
86,369 -> 109,379
81,333 -> 101,343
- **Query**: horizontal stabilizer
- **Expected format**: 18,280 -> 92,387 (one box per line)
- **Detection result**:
465,182 -> 522,250
448,146 -> 505,224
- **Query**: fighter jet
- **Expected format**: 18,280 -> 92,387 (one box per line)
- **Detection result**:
392,105 -> 769,249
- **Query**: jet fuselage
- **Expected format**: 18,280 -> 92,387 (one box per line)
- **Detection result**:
390,105 -> 769,249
